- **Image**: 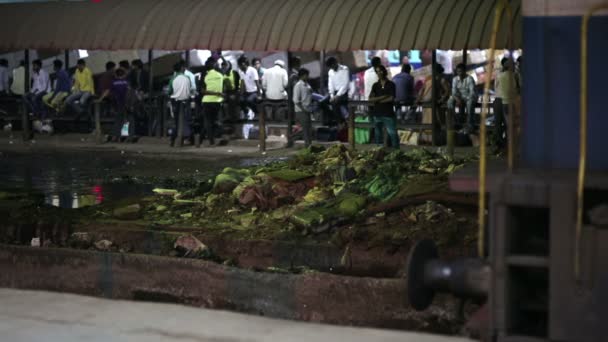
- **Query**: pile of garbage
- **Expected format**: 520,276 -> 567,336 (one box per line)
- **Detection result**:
104,145 -> 473,240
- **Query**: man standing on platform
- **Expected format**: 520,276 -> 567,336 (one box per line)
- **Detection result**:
364,56 -> 382,100
392,63 -> 416,121
263,60 -> 288,120
169,62 -> 192,147
326,56 -> 350,121
237,56 -> 261,118
200,58 -> 225,147
369,65 -> 399,149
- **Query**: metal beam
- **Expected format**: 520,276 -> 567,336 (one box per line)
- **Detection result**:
22,49 -> 30,141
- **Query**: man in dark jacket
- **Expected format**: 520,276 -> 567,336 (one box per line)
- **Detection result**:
368,65 -> 399,148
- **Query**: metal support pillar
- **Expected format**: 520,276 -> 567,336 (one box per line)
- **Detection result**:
22,50 -> 30,141
446,107 -> 455,158
286,51 -> 294,148
259,103 -> 266,152
348,106 -> 355,150
64,50 -> 70,71
431,50 -> 440,146
177,103 -> 184,147
184,50 -> 190,68
320,50 -> 326,94
147,49 -> 155,137
94,102 -> 102,144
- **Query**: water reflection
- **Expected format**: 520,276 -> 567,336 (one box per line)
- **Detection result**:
1,151 -> 277,209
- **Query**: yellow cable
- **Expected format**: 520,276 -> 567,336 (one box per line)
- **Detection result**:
576,3 -> 608,281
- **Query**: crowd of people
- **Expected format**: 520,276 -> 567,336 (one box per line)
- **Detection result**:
0,51 -> 522,149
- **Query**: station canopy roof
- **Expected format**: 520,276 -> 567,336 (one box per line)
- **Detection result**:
0,0 -> 521,52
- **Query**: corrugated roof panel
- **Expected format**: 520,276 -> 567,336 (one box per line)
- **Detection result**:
513,4 -> 523,50
323,0 -> 359,51
401,0 -> 434,49
0,0 -> 522,51
151,1 -> 186,49
414,0 -> 454,49
440,0 -> 475,49
241,0 -> 281,51
270,0 -> 306,51
288,0 -> 326,51
453,0 -> 485,49
207,0 -> 242,50
310,0 -> 344,51
300,1 -> 336,51
374,0 -> 414,49
130,0 -> 166,46
109,1 -> 155,50
467,0 -> 496,49
427,1 -> 460,49
15,4 -> 46,49
387,0 -> 423,49
414,0 -> 446,49
338,0 -> 376,51
361,0 -> 398,50
247,0 -> 289,51
88,0 -> 125,50
273,0 -> 308,50
177,0 -> 210,49
226,0 -> 265,50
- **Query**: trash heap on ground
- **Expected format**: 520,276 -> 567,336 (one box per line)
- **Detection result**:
96,145 -> 478,247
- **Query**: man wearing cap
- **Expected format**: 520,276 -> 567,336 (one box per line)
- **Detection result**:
262,60 -> 289,120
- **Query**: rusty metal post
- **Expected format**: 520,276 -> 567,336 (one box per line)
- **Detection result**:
446,108 -> 455,158
286,52 -> 294,148
177,102 -> 184,147
348,105 -> 355,149
147,49 -> 154,137
320,50 -> 327,94
287,101 -> 294,148
259,102 -> 266,152
184,50 -> 190,68
22,50 -> 30,141
64,50 -> 70,71
94,101 -> 102,144
431,50 -> 440,146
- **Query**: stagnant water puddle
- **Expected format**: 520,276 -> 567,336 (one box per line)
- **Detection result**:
0,150 -> 278,208
0,150 -> 473,335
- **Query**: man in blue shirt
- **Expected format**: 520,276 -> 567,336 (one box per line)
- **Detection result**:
43,60 -> 71,112
392,64 -> 415,120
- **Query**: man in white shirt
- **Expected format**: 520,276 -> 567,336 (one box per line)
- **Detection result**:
237,56 -> 261,117
363,56 -> 382,100
24,59 -> 51,119
10,61 -> 25,96
0,59 -> 9,95
263,60 -> 288,100
493,57 -> 513,148
169,62 -> 192,147
262,60 -> 289,121
326,56 -> 350,120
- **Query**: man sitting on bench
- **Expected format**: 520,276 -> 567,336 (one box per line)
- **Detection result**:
63,59 -> 95,122
43,60 -> 71,113
447,63 -> 476,134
